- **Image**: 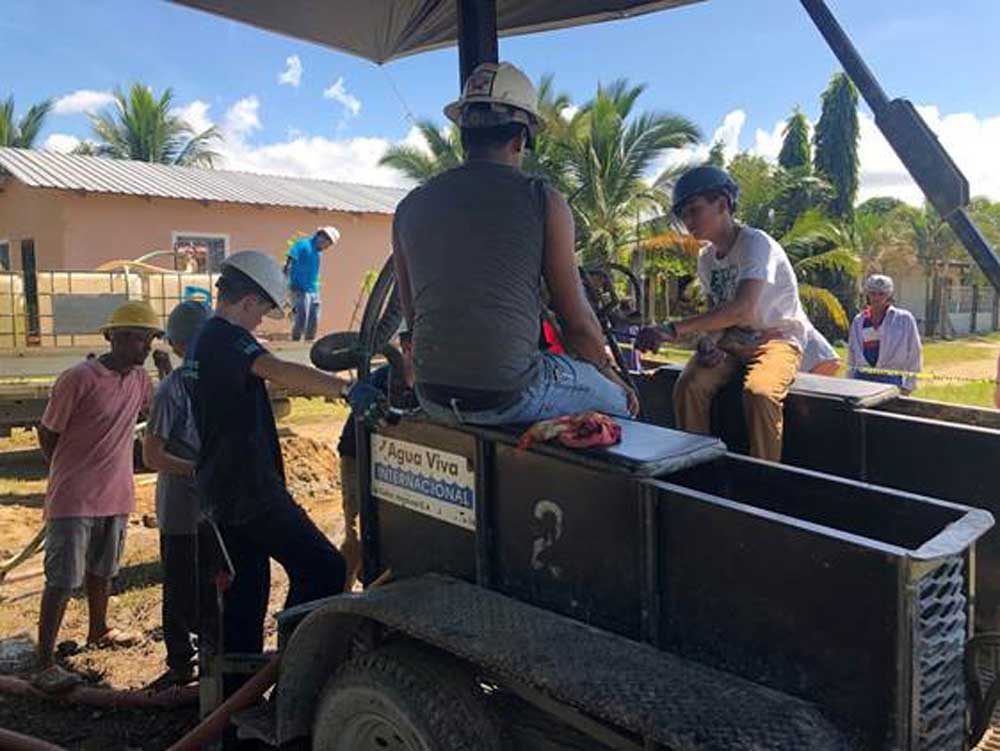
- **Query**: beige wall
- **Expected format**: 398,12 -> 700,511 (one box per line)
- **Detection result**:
0,182 -> 395,337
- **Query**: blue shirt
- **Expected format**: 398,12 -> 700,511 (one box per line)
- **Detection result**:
287,236 -> 322,293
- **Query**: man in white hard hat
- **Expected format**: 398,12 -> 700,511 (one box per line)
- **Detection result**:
285,226 -> 339,342
183,250 -> 384,663
392,62 -> 637,426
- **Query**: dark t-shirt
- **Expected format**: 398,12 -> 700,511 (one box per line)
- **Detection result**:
393,161 -> 547,394
184,316 -> 287,525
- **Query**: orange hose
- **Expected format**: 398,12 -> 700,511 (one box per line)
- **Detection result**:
0,727 -> 68,751
166,655 -> 280,751
0,675 -> 197,709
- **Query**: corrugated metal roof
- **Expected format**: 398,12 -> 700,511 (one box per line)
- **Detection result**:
0,147 -> 408,214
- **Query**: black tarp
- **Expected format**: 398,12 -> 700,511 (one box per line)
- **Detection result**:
171,0 -> 705,64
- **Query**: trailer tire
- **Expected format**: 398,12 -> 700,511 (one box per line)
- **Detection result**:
311,641 -> 500,751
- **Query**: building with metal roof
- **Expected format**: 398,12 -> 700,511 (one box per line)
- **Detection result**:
0,148 -> 407,339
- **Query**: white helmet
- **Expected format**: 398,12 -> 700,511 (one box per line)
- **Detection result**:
864,274 -> 895,296
221,250 -> 287,319
317,226 -> 340,245
444,62 -> 544,134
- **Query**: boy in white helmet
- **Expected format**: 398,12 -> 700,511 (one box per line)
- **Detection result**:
183,250 -> 383,660
392,62 -> 637,425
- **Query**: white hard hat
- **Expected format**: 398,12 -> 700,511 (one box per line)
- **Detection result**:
221,250 -> 287,319
317,226 -> 340,244
444,62 -> 544,132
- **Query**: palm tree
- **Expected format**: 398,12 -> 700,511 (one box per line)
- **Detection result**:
89,84 -> 220,167
0,96 -> 52,148
899,203 -> 960,336
813,73 -> 860,220
779,209 -> 863,337
567,79 -> 700,264
378,119 -> 463,184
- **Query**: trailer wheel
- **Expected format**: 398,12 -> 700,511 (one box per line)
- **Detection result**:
312,641 -> 500,751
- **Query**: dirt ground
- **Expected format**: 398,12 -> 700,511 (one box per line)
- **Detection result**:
0,402 -> 348,750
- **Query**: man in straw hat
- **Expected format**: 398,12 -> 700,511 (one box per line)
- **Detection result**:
33,300 -> 162,692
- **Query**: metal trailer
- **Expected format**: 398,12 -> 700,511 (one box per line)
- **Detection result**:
167,1 -> 1000,749
633,367 -> 1000,631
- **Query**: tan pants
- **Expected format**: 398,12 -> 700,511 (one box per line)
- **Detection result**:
673,340 -> 802,462
339,456 -> 361,591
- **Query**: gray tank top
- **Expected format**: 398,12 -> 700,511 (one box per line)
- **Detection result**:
394,160 -> 546,393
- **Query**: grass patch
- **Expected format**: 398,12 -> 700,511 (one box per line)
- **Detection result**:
280,397 -> 349,426
922,341 -> 997,368
916,380 -> 997,409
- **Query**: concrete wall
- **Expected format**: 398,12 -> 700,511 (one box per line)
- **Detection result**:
0,181 -> 395,337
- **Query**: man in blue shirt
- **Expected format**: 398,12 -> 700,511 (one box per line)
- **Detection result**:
285,226 -> 339,341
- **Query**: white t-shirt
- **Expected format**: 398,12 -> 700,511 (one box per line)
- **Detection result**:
801,326 -> 840,372
697,226 -> 809,350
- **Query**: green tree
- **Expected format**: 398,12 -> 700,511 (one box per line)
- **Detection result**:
706,141 -> 726,168
378,119 -> 463,184
89,84 -> 220,166
777,107 -> 811,172
0,96 -> 52,148
813,73 -> 860,220
568,79 -> 700,263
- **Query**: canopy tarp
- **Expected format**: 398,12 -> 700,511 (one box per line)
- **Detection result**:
171,0 -> 705,64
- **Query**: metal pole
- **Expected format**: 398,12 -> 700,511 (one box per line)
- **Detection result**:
456,0 -> 498,88
799,0 -> 1000,294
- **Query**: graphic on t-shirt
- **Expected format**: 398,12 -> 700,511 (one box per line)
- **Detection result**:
708,265 -> 739,307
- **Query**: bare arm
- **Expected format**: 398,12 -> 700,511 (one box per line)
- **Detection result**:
542,187 -> 607,365
676,279 -> 765,338
37,426 -> 59,465
142,434 -> 194,478
251,354 -> 350,400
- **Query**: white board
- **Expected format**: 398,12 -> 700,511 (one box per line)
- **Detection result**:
370,435 -> 475,530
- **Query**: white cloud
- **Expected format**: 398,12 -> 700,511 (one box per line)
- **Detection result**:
747,106 -> 1000,205
52,89 -> 115,115
278,55 -> 303,87
653,109 -> 748,179
42,133 -> 81,152
171,96 -> 416,187
323,77 -> 361,117
223,96 -> 262,137
172,100 -> 214,134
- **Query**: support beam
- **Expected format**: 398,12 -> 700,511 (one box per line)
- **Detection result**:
799,0 -> 1000,293
456,0 -> 498,88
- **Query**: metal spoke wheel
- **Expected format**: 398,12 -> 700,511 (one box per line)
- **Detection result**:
312,641 -> 501,751
356,258 -> 402,379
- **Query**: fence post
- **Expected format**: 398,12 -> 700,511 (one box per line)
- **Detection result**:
971,284 -> 980,334
20,239 -> 40,347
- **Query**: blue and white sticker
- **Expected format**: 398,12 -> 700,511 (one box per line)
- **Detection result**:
370,436 -> 475,530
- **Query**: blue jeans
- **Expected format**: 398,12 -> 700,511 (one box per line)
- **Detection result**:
290,289 -> 320,341
418,353 -> 630,426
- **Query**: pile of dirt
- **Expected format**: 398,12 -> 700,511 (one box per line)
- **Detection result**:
280,435 -> 340,500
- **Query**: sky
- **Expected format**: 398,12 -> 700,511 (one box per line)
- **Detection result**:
2,0 -> 999,205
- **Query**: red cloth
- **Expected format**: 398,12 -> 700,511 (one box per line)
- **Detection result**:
541,319 -> 565,354
518,411 -> 622,451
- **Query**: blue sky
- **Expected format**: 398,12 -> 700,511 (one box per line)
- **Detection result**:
3,0 -> 999,202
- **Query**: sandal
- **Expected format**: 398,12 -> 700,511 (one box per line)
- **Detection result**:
31,664 -> 83,694
86,627 -> 141,650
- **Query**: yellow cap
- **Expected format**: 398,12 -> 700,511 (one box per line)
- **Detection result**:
100,300 -> 164,334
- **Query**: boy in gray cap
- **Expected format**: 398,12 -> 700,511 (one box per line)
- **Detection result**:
143,300 -> 210,684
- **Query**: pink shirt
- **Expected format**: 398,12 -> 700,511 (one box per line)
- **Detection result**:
42,359 -> 152,519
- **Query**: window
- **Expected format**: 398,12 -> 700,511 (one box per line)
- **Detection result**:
0,241 -> 9,271
171,232 -> 229,273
